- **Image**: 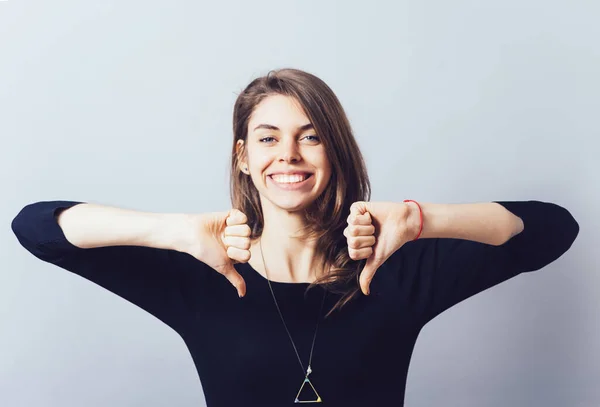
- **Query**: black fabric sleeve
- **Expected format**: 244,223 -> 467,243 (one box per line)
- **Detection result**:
11,200 -> 195,333
390,200 -> 580,325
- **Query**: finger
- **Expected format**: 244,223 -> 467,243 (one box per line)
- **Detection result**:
226,209 -> 248,226
359,257 -> 378,296
225,224 -> 251,237
223,235 -> 251,250
349,201 -> 369,217
348,246 -> 373,261
344,224 -> 375,238
347,211 -> 372,226
227,246 -> 252,263
347,235 -> 376,250
217,261 -> 247,297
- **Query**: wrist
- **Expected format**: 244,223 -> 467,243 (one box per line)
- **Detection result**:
403,201 -> 450,241
153,212 -> 193,253
404,201 -> 423,241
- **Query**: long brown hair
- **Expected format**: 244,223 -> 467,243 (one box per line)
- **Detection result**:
230,68 -> 371,316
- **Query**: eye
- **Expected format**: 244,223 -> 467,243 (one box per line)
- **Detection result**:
259,136 -> 276,143
303,135 -> 320,142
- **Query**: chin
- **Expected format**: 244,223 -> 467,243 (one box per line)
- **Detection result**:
271,197 -> 316,213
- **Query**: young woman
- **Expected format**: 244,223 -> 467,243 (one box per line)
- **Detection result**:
11,68 -> 580,407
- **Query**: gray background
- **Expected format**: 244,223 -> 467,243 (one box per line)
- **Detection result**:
1,1 -> 597,406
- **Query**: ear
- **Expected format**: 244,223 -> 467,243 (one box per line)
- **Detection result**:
236,139 -> 248,173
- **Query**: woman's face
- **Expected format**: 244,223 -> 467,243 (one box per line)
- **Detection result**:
239,94 -> 332,213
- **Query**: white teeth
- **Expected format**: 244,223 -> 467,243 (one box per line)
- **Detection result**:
271,174 -> 309,183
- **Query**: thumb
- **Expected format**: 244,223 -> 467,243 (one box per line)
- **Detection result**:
359,255 -> 380,296
359,238 -> 388,295
217,260 -> 247,298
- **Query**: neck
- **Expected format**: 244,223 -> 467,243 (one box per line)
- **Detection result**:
250,205 -> 324,284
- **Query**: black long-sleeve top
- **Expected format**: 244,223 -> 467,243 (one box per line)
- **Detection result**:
11,200 -> 579,407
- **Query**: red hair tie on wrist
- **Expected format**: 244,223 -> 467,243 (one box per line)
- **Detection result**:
403,199 -> 423,240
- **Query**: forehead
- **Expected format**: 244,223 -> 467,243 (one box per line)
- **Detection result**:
248,94 -> 309,129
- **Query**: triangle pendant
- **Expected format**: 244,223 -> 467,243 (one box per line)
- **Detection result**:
294,376 -> 322,403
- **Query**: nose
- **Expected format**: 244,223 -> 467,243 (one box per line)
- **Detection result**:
278,137 -> 301,163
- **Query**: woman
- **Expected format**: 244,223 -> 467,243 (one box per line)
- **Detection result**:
11,68 -> 580,407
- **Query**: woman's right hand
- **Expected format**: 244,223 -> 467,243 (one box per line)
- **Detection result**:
183,209 -> 251,298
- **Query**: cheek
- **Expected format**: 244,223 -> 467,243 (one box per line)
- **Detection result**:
248,154 -> 272,174
307,149 -> 329,169
318,157 -> 332,178
249,160 -> 273,187
321,168 -> 332,186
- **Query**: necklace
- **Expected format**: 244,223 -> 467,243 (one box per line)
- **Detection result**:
259,239 -> 326,404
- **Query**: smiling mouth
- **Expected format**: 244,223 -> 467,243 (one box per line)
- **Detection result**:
268,173 -> 313,184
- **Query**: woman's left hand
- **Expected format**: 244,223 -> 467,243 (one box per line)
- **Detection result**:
344,201 -> 418,295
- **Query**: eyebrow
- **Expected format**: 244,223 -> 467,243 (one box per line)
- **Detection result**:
253,123 -> 314,132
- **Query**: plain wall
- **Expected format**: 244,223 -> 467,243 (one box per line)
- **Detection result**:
1,0 -> 597,406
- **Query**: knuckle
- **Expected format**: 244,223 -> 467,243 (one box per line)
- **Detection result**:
231,209 -> 242,223
242,239 -> 251,250
348,248 -> 357,260
226,211 -> 235,225
350,201 -> 362,213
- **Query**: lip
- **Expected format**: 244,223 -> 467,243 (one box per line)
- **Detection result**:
267,173 -> 314,191
268,171 -> 313,176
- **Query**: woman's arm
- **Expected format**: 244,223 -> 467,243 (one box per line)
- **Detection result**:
54,202 -> 189,251
407,201 -> 525,246
11,200 -> 210,332
389,200 -> 579,324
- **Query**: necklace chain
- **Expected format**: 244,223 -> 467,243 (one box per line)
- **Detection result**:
259,239 -> 326,378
